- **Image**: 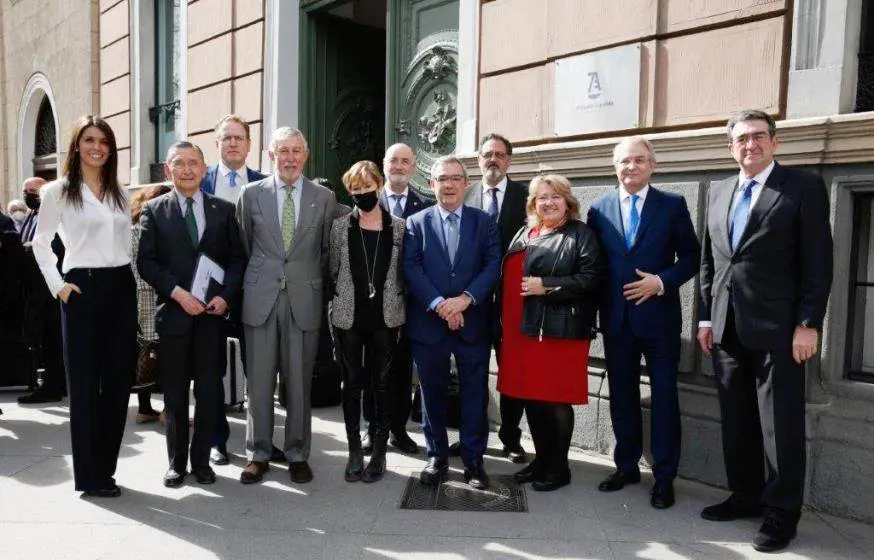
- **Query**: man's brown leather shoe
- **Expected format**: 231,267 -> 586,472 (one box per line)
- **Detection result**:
239,461 -> 268,484
289,461 -> 313,483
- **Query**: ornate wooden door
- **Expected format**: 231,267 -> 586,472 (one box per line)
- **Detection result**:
387,0 -> 459,194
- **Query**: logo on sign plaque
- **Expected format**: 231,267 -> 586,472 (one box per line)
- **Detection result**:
554,44 -> 641,136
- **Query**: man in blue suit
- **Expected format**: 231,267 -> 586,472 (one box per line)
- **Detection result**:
403,155 -> 500,490
199,115 -> 267,466
587,137 -> 699,509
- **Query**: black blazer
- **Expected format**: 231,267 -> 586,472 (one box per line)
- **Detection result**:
379,187 -> 433,219
465,177 -> 528,255
699,162 -> 833,349
137,191 -> 247,337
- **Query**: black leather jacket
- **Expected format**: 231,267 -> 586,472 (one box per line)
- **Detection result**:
503,219 -> 604,340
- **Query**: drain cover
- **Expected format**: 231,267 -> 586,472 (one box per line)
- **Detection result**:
399,473 -> 527,512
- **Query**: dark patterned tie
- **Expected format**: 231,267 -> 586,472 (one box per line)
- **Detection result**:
391,194 -> 404,218
184,197 -> 198,248
487,188 -> 498,219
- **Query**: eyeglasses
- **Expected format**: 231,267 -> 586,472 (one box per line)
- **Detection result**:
480,151 -> 508,160
219,135 -> 248,144
731,132 -> 772,146
435,174 -> 466,184
614,156 -> 652,168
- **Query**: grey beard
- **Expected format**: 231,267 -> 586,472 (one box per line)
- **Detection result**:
483,168 -> 504,185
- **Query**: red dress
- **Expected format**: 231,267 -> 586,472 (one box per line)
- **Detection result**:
497,233 -> 590,405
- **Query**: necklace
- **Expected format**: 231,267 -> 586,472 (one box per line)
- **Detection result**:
358,224 -> 381,299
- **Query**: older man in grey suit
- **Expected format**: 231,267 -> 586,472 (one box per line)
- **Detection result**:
236,127 -> 337,484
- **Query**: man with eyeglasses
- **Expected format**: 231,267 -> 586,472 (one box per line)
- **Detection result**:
697,110 -> 832,553
587,136 -> 699,510
199,115 -> 274,467
236,127 -> 338,485
403,156 -> 500,489
461,133 -> 529,464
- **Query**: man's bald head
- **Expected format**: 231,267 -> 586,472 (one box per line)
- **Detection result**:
383,143 -> 416,193
23,177 -> 47,195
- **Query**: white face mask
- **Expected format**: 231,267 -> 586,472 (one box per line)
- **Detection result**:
11,210 -> 26,223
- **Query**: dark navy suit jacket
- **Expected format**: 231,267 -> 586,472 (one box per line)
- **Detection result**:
200,165 -> 266,196
403,204 -> 500,346
587,186 -> 699,339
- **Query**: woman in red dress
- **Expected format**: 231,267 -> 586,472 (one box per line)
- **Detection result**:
498,174 -> 604,491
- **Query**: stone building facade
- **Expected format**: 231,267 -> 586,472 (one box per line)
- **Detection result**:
2,0 -> 873,522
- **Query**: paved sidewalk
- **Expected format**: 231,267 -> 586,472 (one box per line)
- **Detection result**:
0,393 -> 872,560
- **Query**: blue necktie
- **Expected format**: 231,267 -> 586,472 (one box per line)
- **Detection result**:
227,171 -> 237,188
446,213 -> 459,263
486,188 -> 499,219
625,194 -> 640,249
391,194 -> 404,218
730,179 -> 756,251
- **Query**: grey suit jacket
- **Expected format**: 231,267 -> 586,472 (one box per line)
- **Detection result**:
328,208 -> 406,330
236,175 -> 337,330
464,177 -> 528,254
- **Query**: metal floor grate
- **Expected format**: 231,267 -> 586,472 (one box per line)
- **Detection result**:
399,473 -> 528,512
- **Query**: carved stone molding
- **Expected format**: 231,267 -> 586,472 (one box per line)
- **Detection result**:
457,112 -> 874,180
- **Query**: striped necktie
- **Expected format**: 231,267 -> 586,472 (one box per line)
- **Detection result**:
282,185 -> 296,248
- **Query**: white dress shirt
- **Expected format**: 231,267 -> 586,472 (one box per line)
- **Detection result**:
699,161 -> 775,328
481,176 -> 507,214
275,175 -> 303,227
33,179 -> 132,297
214,162 -> 250,204
383,186 -> 410,214
618,184 -> 664,296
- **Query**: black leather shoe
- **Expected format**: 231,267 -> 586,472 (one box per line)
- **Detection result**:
753,518 -> 796,553
345,450 -> 364,482
17,390 -> 63,404
701,495 -> 763,521
193,467 -> 216,485
598,469 -> 641,492
270,445 -> 286,462
502,444 -> 528,464
82,485 -> 122,498
513,460 -> 541,484
163,468 -> 186,488
361,430 -> 374,455
532,471 -> 570,492
389,431 -> 419,454
289,461 -> 313,483
448,441 -> 461,457
650,481 -> 675,509
463,462 -> 490,490
420,457 -> 448,485
210,446 -> 230,466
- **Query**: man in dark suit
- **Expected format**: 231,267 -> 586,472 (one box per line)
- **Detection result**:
0,210 -> 14,234
403,155 -> 501,489
463,133 -> 528,463
697,110 -> 833,553
138,141 -> 246,487
17,177 -> 67,404
198,114 -> 270,466
587,137 -> 699,509
357,142 -> 434,456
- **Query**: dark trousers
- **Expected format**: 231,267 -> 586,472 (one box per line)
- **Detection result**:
526,400 -> 573,478
713,309 -> 805,526
60,266 -> 136,491
161,315 -> 223,472
336,326 -> 398,441
413,335 -> 489,465
363,330 -> 413,435
212,306 -> 243,449
26,293 -> 65,395
603,324 -> 682,483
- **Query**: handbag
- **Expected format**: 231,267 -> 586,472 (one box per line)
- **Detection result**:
133,327 -> 159,389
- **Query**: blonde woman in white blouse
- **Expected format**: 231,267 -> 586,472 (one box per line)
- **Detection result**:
32,116 -> 137,498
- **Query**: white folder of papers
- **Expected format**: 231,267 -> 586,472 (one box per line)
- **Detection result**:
191,254 -> 225,303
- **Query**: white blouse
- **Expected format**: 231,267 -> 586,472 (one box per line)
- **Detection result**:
32,179 -> 132,297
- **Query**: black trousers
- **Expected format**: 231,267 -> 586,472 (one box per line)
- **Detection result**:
60,266 -> 136,492
26,292 -> 65,395
525,400 -> 574,478
337,326 -> 398,441
160,315 -> 223,472
363,329 -> 412,435
713,309 -> 806,526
